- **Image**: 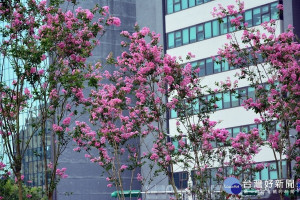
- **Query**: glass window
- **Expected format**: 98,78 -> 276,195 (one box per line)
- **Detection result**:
262,5 -> 270,22
239,88 -> 247,105
196,0 -> 203,5
174,1 -> 181,12
215,93 -> 223,110
189,0 -> 195,7
222,60 -> 229,71
175,31 -> 182,47
248,87 -> 255,101
191,62 -> 199,76
226,128 -> 232,138
182,0 -> 188,9
190,26 -> 196,43
220,17 -> 228,34
172,138 -> 179,151
171,109 -> 177,118
193,99 -> 200,113
204,0 -> 210,2
182,28 -> 189,45
282,161 -> 287,179
258,124 -> 266,140
231,92 -> 239,107
245,10 -> 253,27
199,60 -> 205,77
233,127 -> 240,138
197,24 -> 204,41
269,163 -> 277,179
223,92 -> 230,108
168,33 -> 175,48
206,58 -> 213,75
261,166 -> 268,180
204,22 -> 212,39
253,8 -> 261,26
167,0 -> 174,14
229,16 -> 236,32
214,61 -> 221,73
270,3 -> 278,20
212,20 -> 220,37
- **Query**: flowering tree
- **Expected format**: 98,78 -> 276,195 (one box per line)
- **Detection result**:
0,0 -> 120,199
70,22 -> 267,200
214,1 -> 299,198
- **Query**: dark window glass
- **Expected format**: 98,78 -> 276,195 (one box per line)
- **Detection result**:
197,24 -> 204,41
206,58 -> 213,75
193,99 -> 200,113
175,31 -> 182,47
245,10 -> 253,27
223,92 -> 230,108
204,22 -> 212,38
190,26 -> 196,43
270,3 -> 278,20
220,17 -> 228,34
168,33 -> 175,48
199,60 -> 205,77
183,28 -> 189,45
241,126 -> 249,133
253,7 -> 261,25
212,20 -> 220,37
189,0 -> 195,7
182,0 -> 188,9
204,0 -> 210,2
167,0 -> 174,14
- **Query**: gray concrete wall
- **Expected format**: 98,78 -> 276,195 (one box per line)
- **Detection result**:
136,1 -> 170,199
56,1 -> 138,200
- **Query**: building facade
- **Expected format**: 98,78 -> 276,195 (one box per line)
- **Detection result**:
164,0 -> 298,199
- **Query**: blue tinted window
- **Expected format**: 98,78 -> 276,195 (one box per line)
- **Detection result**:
214,60 -> 221,73
183,28 -> 189,45
167,0 -> 174,14
220,17 -> 228,34
245,10 -> 253,27
175,31 -> 182,47
204,22 -> 212,38
253,8 -> 261,25
222,60 -> 229,71
231,92 -> 239,107
190,26 -> 196,43
215,93 -> 223,110
223,92 -> 230,108
196,0 -> 203,5
206,58 -> 213,75
229,16 -> 236,32
174,0 -> 181,12
197,25 -> 204,41
182,0 -> 188,9
168,32 -> 175,48
189,0 -> 195,7
212,20 -> 220,36
270,3 -> 278,19
199,60 -> 205,77
171,109 -> 177,118
262,5 -> 270,22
